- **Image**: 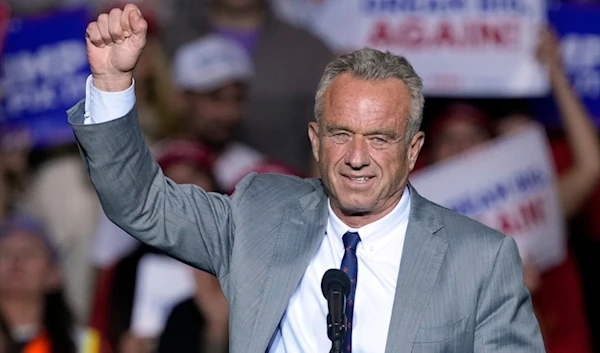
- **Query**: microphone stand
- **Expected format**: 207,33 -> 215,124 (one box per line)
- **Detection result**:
321,269 -> 350,353
327,307 -> 346,353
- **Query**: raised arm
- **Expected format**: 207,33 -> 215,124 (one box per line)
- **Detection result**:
69,4 -> 242,278
538,28 -> 600,218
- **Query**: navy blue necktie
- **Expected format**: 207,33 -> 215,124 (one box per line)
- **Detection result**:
340,231 -> 361,352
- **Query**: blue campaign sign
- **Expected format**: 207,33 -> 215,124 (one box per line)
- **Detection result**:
0,7 -> 91,148
532,4 -> 600,129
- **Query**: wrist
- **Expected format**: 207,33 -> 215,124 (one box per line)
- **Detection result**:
92,73 -> 133,92
548,65 -> 568,88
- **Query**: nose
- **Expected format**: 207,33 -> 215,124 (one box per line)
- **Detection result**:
345,134 -> 370,169
217,102 -> 242,123
4,256 -> 24,272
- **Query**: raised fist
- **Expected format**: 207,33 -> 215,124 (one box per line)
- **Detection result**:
85,4 -> 148,91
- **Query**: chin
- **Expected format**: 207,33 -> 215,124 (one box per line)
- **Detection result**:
338,200 -> 376,215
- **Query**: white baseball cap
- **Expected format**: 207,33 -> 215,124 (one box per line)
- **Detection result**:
173,34 -> 254,92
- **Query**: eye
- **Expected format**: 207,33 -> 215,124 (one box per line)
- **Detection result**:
331,132 -> 352,143
369,136 -> 388,145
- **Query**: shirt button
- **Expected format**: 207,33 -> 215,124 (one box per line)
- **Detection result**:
369,246 -> 374,252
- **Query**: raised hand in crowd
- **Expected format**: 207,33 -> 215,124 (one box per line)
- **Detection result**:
536,26 -> 563,71
537,26 -> 600,218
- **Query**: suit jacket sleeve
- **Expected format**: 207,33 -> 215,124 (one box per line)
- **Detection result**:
67,100 -> 246,278
474,236 -> 546,352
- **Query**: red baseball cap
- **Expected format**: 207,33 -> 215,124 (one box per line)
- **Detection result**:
153,139 -> 214,172
429,103 -> 493,142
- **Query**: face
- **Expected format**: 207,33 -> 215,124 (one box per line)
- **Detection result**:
430,118 -> 490,163
0,147 -> 30,178
185,83 -> 245,148
496,114 -> 533,136
164,163 -> 215,191
308,74 -> 424,226
0,230 -> 57,299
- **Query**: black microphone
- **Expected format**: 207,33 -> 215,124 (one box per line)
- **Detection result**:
321,269 -> 352,353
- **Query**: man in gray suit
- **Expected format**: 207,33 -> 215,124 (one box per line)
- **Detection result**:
73,4 -> 546,353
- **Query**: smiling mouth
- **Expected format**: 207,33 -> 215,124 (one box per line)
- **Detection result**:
349,177 -> 370,183
343,175 -> 375,184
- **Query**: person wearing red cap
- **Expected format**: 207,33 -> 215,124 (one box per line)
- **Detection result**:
153,139 -> 216,191
425,102 -> 494,164
423,102 -> 546,295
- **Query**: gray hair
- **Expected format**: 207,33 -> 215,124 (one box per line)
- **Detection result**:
314,48 -> 424,141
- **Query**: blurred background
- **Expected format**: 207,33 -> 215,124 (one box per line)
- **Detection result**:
0,0 -> 599,352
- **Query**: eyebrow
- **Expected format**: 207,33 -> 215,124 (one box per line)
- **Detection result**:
324,124 -> 399,139
324,124 -> 352,134
366,130 -> 398,139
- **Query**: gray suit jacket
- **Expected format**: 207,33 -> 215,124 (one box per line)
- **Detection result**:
68,101 -> 545,353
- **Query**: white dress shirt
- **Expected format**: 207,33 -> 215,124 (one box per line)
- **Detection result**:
269,191 -> 410,353
83,76 -> 411,352
83,75 -> 136,124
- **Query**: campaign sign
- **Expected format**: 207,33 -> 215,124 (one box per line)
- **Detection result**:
0,7 -> 90,148
532,3 -> 600,129
286,0 -> 549,97
410,123 -> 566,271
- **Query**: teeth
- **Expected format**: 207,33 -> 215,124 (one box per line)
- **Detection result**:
351,177 -> 369,182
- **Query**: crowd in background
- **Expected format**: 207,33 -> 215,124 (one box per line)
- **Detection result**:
1,0 -> 600,352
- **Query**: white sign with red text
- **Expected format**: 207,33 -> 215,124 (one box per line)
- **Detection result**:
409,123 -> 566,271
276,0 -> 548,96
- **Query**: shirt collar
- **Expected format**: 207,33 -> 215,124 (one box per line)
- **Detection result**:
328,187 -> 411,248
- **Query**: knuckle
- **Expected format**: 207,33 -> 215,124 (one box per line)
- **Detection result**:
110,28 -> 123,38
97,13 -> 108,22
109,8 -> 123,16
109,20 -> 123,32
86,24 -> 100,38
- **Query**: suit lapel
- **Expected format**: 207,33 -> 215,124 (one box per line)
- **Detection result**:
385,184 -> 448,353
248,179 -> 329,353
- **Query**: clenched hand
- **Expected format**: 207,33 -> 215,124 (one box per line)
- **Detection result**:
85,4 -> 147,92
